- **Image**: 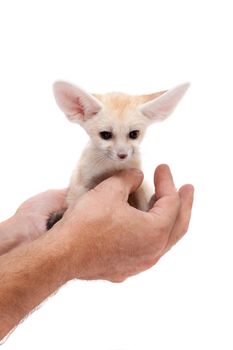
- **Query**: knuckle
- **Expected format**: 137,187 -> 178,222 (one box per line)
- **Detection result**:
151,217 -> 170,237
171,192 -> 181,210
157,222 -> 170,236
181,220 -> 190,235
156,231 -> 169,251
142,257 -> 160,269
146,222 -> 169,253
90,186 -> 102,196
110,276 -> 126,283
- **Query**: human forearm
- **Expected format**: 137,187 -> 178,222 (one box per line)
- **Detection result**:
0,226 -> 73,340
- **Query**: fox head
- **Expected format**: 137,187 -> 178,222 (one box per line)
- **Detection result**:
53,81 -> 189,162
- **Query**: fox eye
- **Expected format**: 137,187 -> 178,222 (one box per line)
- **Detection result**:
129,130 -> 139,139
99,131 -> 112,140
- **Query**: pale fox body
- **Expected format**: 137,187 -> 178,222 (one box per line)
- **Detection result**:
53,81 -> 189,213
67,140 -> 148,210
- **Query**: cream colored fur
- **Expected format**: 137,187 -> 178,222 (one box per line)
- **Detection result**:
53,81 -> 189,211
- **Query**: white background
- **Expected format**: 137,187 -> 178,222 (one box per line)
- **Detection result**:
0,0 -> 233,349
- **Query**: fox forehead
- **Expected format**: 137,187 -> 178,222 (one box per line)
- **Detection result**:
93,91 -> 165,122
93,92 -> 138,121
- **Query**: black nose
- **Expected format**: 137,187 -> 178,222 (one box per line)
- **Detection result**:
118,153 -> 127,159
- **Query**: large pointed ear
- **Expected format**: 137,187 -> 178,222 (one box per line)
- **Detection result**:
140,83 -> 190,121
53,81 -> 103,122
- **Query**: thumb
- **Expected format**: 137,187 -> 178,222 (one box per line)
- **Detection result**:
94,169 -> 144,201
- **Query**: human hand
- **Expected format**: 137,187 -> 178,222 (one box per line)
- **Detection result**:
0,189 -> 67,255
54,165 -> 194,282
15,189 -> 67,241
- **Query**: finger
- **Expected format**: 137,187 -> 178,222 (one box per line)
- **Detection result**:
163,184 -> 194,252
149,194 -> 181,234
55,189 -> 69,209
149,165 -> 180,231
42,188 -> 68,211
148,193 -> 156,210
48,188 -> 68,205
94,169 -> 144,201
154,164 -> 177,198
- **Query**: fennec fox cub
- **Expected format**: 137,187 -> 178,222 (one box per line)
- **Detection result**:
47,81 -> 189,228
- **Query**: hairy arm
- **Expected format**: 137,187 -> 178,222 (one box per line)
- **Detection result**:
0,226 -> 73,340
0,189 -> 67,256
